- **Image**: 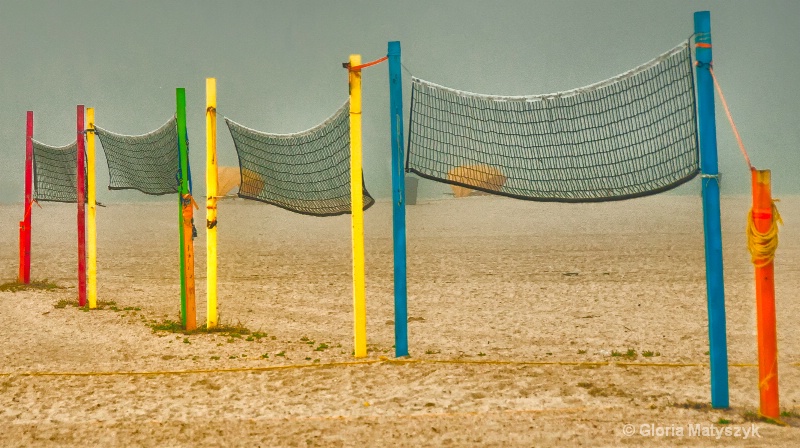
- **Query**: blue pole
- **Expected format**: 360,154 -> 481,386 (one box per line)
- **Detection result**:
694,11 -> 729,409
388,41 -> 409,357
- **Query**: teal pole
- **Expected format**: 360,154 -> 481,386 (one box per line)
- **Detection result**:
388,41 -> 409,357
177,88 -> 189,328
694,11 -> 729,409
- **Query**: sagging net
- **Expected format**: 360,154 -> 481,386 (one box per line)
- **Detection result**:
406,42 -> 699,202
95,116 -> 180,195
224,101 -> 375,217
31,139 -> 86,203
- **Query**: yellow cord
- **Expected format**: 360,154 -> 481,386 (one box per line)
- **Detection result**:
747,200 -> 782,268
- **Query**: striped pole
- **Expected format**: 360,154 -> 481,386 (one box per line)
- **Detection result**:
19,111 -> 33,284
388,41 -> 409,357
86,108 -> 98,309
694,11 -> 729,409
206,78 -> 218,329
76,105 -> 87,307
177,88 -> 196,331
751,169 -> 780,419
349,54 -> 367,358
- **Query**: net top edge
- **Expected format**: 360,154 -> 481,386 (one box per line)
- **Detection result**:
224,100 -> 349,140
94,115 -> 177,138
412,41 -> 689,102
30,139 -> 78,150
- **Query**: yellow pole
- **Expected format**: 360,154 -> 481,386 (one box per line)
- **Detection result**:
349,54 -> 367,358
206,78 -> 218,329
86,108 -> 97,309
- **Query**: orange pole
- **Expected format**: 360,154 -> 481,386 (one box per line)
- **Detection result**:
182,194 -> 197,331
751,168 -> 779,420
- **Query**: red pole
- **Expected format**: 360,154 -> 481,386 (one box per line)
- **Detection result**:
751,168 -> 780,420
19,112 -> 33,284
77,105 -> 87,306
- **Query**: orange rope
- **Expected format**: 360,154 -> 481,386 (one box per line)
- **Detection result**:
347,56 -> 388,71
707,65 -> 753,169
23,198 -> 40,222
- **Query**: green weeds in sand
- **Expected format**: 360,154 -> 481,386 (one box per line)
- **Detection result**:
781,409 -> 800,419
642,350 -> 661,357
54,298 -> 118,310
148,318 -> 269,342
610,349 -> 637,360
1,279 -> 61,292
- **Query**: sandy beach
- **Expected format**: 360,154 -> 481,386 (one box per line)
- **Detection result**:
1,193 -> 798,446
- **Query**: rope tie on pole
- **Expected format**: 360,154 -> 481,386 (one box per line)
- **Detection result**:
701,63 -> 754,169
747,199 -> 782,268
343,56 -> 388,71
23,199 -> 40,222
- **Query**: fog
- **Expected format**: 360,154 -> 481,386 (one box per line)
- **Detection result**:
1,0 -> 798,203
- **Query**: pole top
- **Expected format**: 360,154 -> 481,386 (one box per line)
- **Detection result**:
388,41 -> 401,56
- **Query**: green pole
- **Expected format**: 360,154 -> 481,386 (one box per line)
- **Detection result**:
177,88 -> 189,328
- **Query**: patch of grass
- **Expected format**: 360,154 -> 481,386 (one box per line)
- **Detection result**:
742,409 -> 790,426
587,383 -> 628,398
424,349 -> 441,355
210,356 -> 220,360
261,353 -> 269,359
577,349 -> 587,354
781,409 -> 800,419
673,400 -> 712,411
148,318 -> 267,341
276,351 -> 285,357
315,343 -> 329,352
610,349 -> 637,360
717,418 -> 730,425
53,298 -> 118,311
642,350 -> 661,358
1,279 -> 62,292
577,382 -> 593,389
478,352 -> 486,357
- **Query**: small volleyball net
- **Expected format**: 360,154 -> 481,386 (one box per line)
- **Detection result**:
406,41 -> 699,202
224,101 -> 375,217
31,139 -> 86,203
94,116 -> 181,195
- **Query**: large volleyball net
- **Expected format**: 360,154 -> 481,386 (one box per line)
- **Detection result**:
224,101 -> 375,217
406,42 -> 699,202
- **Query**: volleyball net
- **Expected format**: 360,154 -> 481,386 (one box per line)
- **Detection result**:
406,42 -> 699,202
224,101 -> 375,217
94,116 -> 181,195
31,139 -> 86,203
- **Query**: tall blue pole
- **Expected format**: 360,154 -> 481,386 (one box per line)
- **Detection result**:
388,41 -> 409,357
694,11 -> 729,409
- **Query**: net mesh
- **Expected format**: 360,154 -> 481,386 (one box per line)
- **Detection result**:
95,116 -> 180,195
224,101 -> 375,217
31,139 -> 86,203
406,42 -> 699,202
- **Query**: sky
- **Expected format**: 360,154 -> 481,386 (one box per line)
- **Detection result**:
1,0 -> 798,203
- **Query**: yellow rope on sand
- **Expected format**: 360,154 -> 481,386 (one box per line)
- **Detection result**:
747,200 -> 782,268
0,359 -> 778,378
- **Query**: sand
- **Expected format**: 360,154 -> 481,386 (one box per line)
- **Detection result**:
1,194 -> 798,446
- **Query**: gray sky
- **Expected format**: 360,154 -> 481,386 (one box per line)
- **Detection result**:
1,0 -> 798,203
